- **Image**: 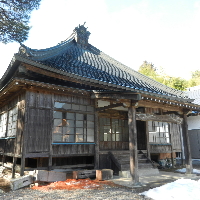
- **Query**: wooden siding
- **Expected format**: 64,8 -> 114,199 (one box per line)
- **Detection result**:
25,91 -> 53,153
150,144 -> 172,153
99,142 -> 129,150
0,92 -> 26,157
15,94 -> 26,156
26,108 -> 51,152
188,129 -> 200,159
170,123 -> 182,152
25,90 -> 94,156
52,144 -> 95,156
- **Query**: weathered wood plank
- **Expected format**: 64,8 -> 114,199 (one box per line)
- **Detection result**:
128,102 -> 139,184
182,111 -> 193,174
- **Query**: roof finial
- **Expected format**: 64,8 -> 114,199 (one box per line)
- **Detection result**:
74,23 -> 90,49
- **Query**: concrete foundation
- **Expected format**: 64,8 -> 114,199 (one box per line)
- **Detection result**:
10,175 -> 34,190
73,170 -> 96,179
119,168 -> 159,178
35,170 -> 67,182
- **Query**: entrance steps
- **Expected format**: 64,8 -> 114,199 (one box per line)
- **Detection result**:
109,150 -> 159,177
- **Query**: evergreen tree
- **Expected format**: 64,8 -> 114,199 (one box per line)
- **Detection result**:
0,0 -> 41,43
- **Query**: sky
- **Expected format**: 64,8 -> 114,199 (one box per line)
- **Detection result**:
1,0 -> 200,80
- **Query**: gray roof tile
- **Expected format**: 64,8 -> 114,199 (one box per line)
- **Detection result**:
17,25 -> 186,99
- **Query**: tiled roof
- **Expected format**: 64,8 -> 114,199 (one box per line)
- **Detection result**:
187,86 -> 200,105
17,24 -> 186,99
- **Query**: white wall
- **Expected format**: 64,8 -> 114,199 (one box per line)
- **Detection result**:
188,115 -> 200,130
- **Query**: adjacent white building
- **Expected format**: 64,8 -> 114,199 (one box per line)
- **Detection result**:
187,85 -> 200,158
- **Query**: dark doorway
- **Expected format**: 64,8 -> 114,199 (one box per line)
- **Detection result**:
136,120 -> 147,150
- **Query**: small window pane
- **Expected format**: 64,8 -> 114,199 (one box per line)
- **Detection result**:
54,119 -> 62,126
53,126 -> 62,134
104,133 -> 108,141
76,128 -> 83,135
87,128 -> 94,136
116,134 -> 122,141
72,104 -> 79,110
54,102 -> 65,108
62,127 -> 69,134
68,127 -> 75,135
63,103 -> 71,109
87,106 -> 94,112
67,120 -> 75,127
80,105 -> 86,111
76,114 -> 83,120
107,134 -> 111,141
62,119 -> 69,126
53,133 -> 63,142
87,135 -> 94,142
87,121 -> 94,128
67,113 -> 75,120
53,111 -> 62,118
76,121 -> 83,127
76,134 -> 83,142
65,134 -> 75,142
112,134 -> 115,141
87,114 -> 94,121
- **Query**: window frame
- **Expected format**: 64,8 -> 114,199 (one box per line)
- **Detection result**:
53,101 -> 95,144
148,121 -> 170,144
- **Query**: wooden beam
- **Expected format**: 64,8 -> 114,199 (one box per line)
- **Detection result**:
97,103 -> 124,112
138,100 -> 183,112
91,93 -> 141,100
128,101 -> 139,184
136,113 -> 183,124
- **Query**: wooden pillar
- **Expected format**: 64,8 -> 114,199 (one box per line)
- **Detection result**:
94,99 -> 99,169
128,101 -> 139,184
20,92 -> 28,176
12,157 -> 17,178
145,121 -> 151,160
182,111 -> 192,174
170,123 -> 175,168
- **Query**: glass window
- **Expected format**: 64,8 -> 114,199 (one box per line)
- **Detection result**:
7,106 -> 18,137
0,112 -> 7,138
148,121 -> 170,144
53,102 -> 94,143
99,118 -> 128,142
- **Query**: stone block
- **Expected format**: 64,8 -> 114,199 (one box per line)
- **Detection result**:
96,169 -> 113,180
10,175 -> 34,190
35,170 -> 67,182
119,171 -> 131,178
73,170 -> 96,179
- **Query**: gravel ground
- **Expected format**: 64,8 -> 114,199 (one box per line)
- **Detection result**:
0,184 -> 153,200
1,159 -> 200,200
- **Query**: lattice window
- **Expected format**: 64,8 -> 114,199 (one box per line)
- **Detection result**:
53,102 -> 94,143
7,106 -> 18,137
148,121 -> 170,144
99,118 -> 128,142
0,112 -> 7,138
